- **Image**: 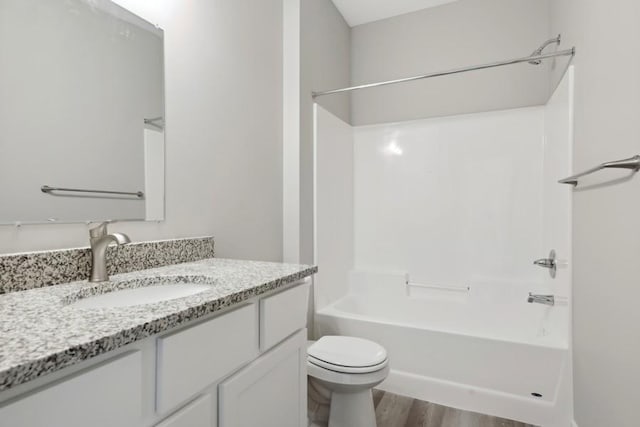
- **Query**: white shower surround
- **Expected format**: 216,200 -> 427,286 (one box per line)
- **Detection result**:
353,106 -> 547,288
313,68 -> 573,426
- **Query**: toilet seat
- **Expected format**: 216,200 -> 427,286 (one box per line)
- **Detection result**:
307,336 -> 388,374
308,355 -> 388,374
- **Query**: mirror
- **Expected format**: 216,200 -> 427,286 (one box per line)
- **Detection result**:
0,0 -> 165,224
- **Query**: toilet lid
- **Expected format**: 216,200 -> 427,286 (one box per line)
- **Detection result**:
308,336 -> 387,368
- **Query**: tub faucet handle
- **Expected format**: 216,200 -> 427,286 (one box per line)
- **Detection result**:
533,250 -> 557,278
534,258 -> 554,268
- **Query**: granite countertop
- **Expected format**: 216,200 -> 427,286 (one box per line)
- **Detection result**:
0,258 -> 317,392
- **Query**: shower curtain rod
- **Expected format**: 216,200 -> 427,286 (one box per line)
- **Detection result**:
312,47 -> 575,98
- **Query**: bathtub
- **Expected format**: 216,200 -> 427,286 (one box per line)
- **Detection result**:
314,272 -> 572,427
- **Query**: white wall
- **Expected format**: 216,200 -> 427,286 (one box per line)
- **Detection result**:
283,0 -> 351,264
0,0 -> 284,262
350,0 -> 552,126
297,0 -> 351,264
353,108 -> 546,288
542,66 -> 575,426
550,2 -> 640,426
0,0 -> 163,223
542,67 -> 574,299
282,0 -> 301,263
313,105 -> 353,310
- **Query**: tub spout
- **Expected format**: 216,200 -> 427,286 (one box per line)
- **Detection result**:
527,293 -> 555,306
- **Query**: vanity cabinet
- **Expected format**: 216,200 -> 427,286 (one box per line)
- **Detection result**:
0,280 -> 310,427
0,351 -> 143,427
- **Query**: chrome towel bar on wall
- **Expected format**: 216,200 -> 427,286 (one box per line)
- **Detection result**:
41,185 -> 144,199
558,155 -> 640,186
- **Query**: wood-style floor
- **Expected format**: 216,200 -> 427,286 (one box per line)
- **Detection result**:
309,390 -> 536,427
371,390 -> 537,427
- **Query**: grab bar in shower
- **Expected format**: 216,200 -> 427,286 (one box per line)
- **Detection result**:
406,281 -> 470,293
41,185 -> 144,199
558,155 -> 640,186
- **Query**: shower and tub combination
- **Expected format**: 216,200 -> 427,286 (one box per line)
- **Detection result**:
313,38 -> 576,427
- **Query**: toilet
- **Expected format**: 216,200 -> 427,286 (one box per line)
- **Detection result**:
307,336 -> 390,427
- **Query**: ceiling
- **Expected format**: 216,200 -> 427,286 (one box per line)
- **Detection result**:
331,0 -> 460,27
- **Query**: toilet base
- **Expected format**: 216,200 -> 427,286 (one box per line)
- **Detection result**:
328,388 -> 376,427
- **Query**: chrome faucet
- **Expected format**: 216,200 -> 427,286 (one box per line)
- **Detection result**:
527,293 -> 555,306
89,222 -> 131,282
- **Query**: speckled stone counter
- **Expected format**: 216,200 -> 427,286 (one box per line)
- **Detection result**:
0,236 -> 216,294
0,258 -> 317,392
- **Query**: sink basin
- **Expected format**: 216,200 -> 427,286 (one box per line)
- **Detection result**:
66,276 -> 215,309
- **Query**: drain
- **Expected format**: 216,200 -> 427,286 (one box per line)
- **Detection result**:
531,392 -> 543,398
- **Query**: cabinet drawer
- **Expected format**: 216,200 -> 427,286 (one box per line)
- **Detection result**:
259,280 -> 310,351
0,351 -> 143,427
155,393 -> 216,427
156,303 -> 258,414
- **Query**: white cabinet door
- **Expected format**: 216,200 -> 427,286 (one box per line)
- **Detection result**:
156,393 -> 216,427
0,351 -> 143,427
219,329 -> 307,427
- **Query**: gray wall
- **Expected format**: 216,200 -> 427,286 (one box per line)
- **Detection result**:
550,1 -> 640,426
350,0 -> 551,125
0,0 -> 284,262
299,0 -> 351,263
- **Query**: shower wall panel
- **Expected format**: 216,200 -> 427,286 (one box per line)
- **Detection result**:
353,107 -> 547,288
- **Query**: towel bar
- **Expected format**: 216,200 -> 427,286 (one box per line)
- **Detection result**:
406,282 -> 470,293
41,185 -> 144,199
558,155 -> 640,186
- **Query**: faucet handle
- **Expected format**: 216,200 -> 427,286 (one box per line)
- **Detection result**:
89,222 -> 110,238
533,249 -> 557,278
534,258 -> 555,268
